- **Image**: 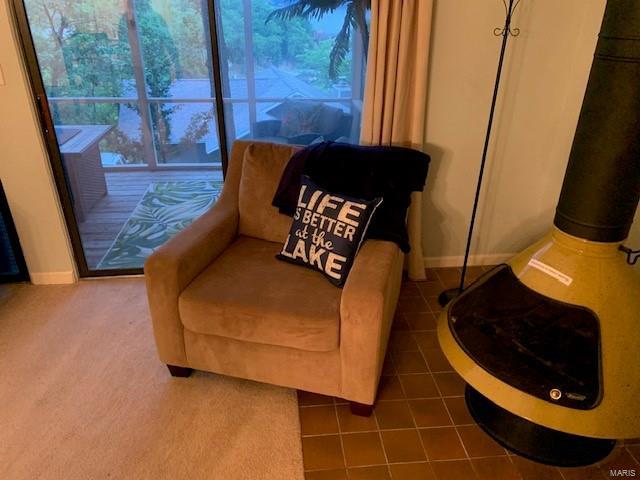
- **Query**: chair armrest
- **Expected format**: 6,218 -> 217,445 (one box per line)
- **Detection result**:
144,196 -> 238,365
339,240 -> 404,404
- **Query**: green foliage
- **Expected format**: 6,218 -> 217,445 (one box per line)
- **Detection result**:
159,0 -> 209,78
118,0 -> 181,98
266,0 -> 369,80
27,0 -> 363,98
25,0 -> 127,124
115,0 -> 181,157
24,0 -> 365,164
58,32 -> 127,98
219,0 -> 314,72
296,38 -> 350,89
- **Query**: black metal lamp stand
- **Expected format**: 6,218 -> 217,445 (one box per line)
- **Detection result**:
438,0 -> 523,307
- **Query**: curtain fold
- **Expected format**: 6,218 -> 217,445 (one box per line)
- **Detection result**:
360,0 -> 433,280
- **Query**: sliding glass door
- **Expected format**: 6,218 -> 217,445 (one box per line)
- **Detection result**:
12,0 -> 368,277
14,0 -> 226,275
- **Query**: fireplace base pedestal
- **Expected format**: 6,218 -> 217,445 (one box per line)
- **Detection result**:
465,385 -> 615,467
437,287 -> 461,307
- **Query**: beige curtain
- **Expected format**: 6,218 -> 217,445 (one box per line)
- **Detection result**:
360,0 -> 433,281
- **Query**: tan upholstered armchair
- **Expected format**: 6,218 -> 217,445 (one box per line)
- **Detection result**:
144,141 -> 404,414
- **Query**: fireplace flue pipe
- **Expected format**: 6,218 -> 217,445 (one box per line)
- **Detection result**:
554,0 -> 640,242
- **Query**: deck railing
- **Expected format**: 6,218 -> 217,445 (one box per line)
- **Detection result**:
49,96 -> 362,173
47,0 -> 366,173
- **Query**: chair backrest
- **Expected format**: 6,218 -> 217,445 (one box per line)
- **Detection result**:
229,141 -> 299,244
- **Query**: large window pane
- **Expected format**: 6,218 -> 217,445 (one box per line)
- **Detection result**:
223,101 -> 250,140
151,101 -> 221,165
50,101 -> 146,167
217,0 -> 369,148
136,0 -> 216,99
24,0 -> 135,99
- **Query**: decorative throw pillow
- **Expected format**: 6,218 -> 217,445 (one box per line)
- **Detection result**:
277,176 -> 382,287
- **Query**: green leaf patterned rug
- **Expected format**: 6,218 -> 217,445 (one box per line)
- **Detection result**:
97,180 -> 222,270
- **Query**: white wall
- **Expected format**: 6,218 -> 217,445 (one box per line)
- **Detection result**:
0,0 -> 638,282
0,0 -> 76,284
423,0 -> 639,268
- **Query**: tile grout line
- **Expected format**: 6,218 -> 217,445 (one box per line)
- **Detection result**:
332,402 -> 350,479
557,468 -> 568,480
400,371 -> 434,479
369,396 -> 392,479
301,421 -> 478,438
427,267 -> 524,479
406,289 -> 475,480
422,268 -> 484,479
304,453 -> 514,473
396,354 -> 431,466
626,445 -> 640,464
422,323 -> 475,469
505,450 -> 523,479
409,278 -> 454,467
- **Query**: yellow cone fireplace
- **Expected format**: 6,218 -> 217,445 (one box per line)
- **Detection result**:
437,0 -> 640,467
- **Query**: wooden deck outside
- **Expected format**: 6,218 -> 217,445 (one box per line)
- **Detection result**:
78,169 -> 223,269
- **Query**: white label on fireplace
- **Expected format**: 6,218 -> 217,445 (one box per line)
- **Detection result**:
527,259 -> 573,286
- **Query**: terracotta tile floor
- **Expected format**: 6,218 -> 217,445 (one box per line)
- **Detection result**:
298,266 -> 640,479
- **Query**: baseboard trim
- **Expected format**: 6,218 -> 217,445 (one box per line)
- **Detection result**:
29,271 -> 77,285
424,253 -> 515,268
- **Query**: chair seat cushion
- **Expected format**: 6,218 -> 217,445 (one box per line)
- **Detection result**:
179,236 -> 341,352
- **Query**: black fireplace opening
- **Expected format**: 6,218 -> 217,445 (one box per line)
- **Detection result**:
448,264 -> 602,410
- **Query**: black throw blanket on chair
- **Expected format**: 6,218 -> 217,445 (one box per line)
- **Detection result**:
272,142 -> 430,253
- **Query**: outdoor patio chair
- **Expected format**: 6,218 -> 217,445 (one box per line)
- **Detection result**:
253,101 -> 353,145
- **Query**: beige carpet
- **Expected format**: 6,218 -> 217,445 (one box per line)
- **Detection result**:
0,278 -> 304,480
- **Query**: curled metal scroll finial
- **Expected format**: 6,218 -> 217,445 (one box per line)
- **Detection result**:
493,26 -> 520,37
494,0 -> 522,37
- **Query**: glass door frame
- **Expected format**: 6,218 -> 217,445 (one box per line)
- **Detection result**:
9,0 -> 230,278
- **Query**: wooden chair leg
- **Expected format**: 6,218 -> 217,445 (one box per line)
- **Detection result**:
166,364 -> 193,377
350,401 -> 374,417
